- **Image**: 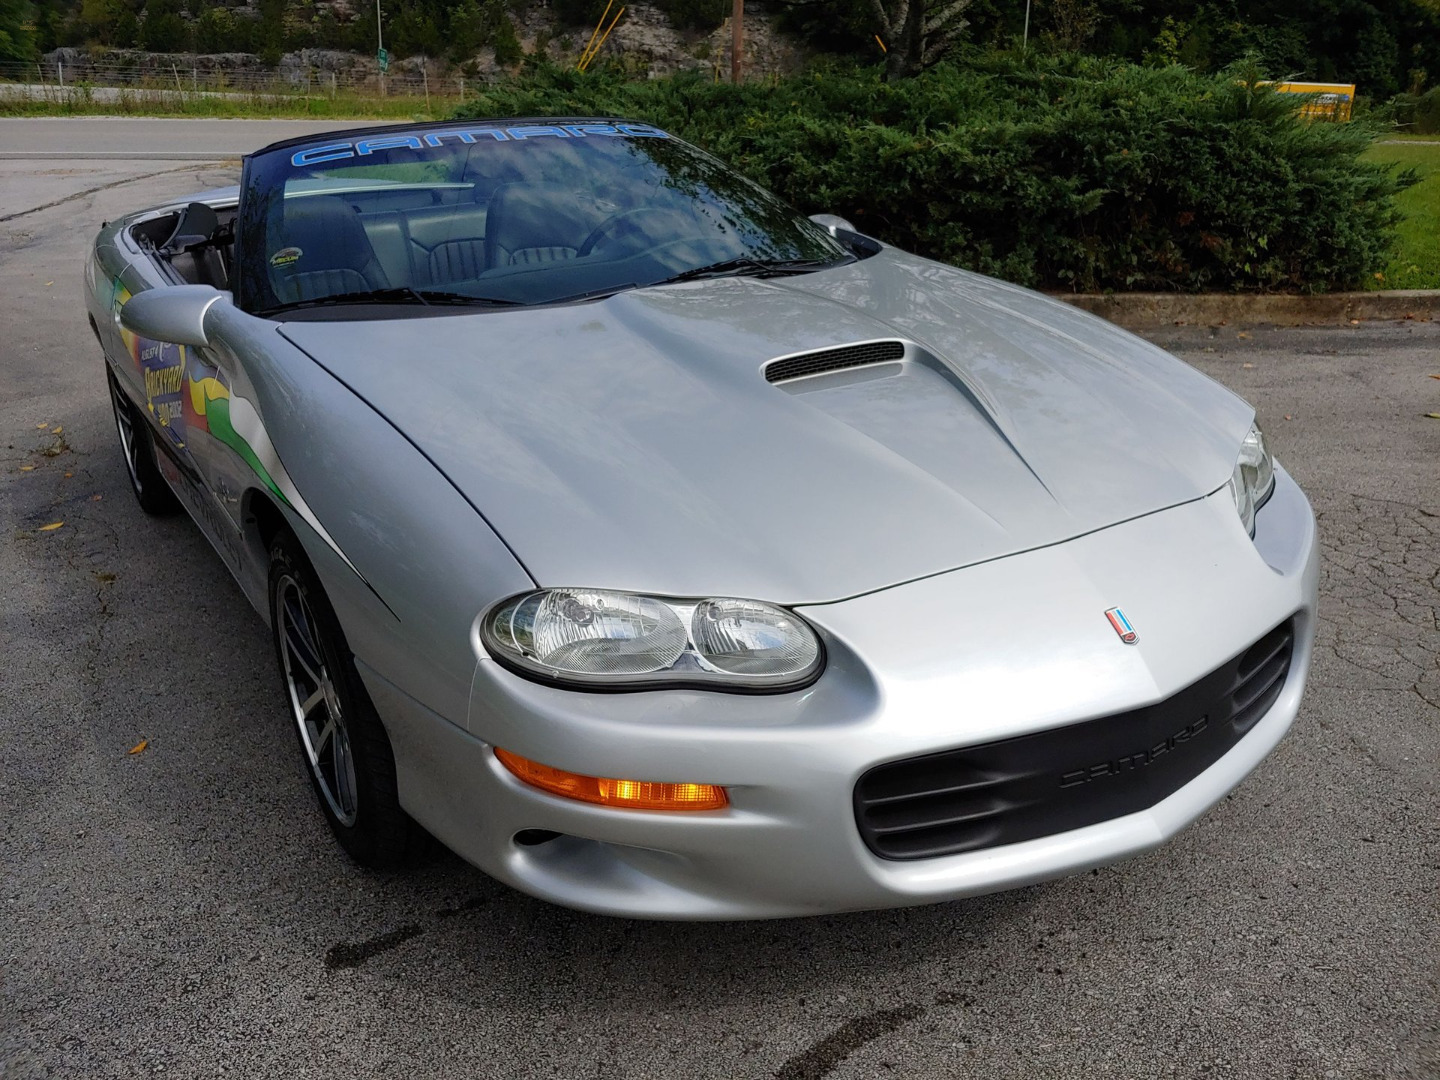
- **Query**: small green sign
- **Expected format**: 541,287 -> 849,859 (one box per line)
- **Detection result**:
377,47 -> 390,72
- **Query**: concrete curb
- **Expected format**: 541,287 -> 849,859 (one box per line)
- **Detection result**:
1057,290 -> 1440,330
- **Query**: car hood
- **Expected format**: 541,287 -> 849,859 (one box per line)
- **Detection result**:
278,250 -> 1253,604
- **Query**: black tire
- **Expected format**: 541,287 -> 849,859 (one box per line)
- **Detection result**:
267,533 -> 418,869
107,366 -> 180,516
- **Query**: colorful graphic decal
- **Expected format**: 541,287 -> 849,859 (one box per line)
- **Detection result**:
185,367 -> 286,502
116,284 -> 188,449
112,282 -> 365,583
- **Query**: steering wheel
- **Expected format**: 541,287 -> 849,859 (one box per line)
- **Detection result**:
577,207 -> 694,258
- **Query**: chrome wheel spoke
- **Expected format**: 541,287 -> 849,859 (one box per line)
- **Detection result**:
312,714 -> 336,759
282,603 -> 324,686
300,685 -> 326,720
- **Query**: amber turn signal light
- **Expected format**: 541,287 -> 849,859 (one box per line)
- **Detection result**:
494,748 -> 728,811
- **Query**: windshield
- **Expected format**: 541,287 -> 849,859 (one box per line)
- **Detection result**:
235,121 -> 849,316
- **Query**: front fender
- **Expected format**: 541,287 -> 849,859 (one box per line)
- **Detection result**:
204,302 -> 534,725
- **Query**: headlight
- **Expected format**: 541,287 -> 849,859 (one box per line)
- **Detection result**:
482,588 -> 824,691
1227,421 -> 1275,535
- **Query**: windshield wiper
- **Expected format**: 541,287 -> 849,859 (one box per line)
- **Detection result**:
258,286 -> 523,315
661,256 -> 852,284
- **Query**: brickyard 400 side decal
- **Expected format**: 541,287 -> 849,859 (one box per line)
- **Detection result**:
113,283 -> 364,582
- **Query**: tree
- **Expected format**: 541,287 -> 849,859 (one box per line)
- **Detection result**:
191,4 -> 234,52
139,0 -> 188,50
870,0 -> 974,77
0,0 -> 38,59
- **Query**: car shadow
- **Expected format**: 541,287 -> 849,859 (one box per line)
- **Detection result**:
323,844 -> 1048,1008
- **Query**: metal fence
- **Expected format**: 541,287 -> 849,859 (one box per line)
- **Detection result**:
0,58 -> 469,99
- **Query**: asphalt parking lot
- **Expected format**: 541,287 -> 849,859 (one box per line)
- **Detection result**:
1,123 -> 1437,1080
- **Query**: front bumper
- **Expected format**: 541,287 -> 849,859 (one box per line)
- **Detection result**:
367,469 -> 1317,920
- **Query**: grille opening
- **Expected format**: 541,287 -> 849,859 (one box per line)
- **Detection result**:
513,829 -> 562,847
855,618 -> 1296,861
764,340 -> 905,383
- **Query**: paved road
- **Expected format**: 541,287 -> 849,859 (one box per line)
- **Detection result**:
0,116 -> 383,161
1,149 -> 1437,1080
0,117 -> 381,221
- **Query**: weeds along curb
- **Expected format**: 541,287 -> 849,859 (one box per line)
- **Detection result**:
1059,290 -> 1440,330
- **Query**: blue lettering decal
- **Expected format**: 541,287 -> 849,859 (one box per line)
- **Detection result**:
289,122 -> 667,168
616,124 -> 669,138
423,128 -> 509,146
291,143 -> 355,167
355,135 -> 425,156
506,125 -> 571,139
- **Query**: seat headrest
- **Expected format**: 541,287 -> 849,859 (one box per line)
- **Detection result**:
485,183 -> 595,266
277,195 -> 376,273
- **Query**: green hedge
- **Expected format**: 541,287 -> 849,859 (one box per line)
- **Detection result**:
1386,86 -> 1440,135
455,55 -> 1410,293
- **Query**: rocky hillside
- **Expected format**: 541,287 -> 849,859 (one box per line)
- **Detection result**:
41,0 -> 809,91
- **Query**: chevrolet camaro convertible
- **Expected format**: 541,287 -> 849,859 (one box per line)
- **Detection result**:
85,118 -> 1317,919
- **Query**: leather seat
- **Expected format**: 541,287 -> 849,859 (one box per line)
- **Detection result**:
271,195 -> 391,303
483,183 -> 594,270
406,203 -> 490,286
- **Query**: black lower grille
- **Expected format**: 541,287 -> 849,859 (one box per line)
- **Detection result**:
854,619 -> 1296,860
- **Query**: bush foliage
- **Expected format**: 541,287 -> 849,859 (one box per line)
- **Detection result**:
455,55 -> 1409,293
1387,85 -> 1440,134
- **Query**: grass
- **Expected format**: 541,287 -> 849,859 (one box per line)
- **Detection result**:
0,87 -> 456,121
1364,140 -> 1440,289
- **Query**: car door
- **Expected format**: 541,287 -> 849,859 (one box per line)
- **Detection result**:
106,268 -> 246,576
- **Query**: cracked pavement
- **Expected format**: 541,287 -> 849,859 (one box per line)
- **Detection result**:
1,136 -> 1437,1080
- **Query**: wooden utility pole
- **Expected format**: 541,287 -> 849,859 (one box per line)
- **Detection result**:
731,0 -> 743,83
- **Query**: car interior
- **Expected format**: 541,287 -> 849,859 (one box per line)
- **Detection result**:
135,176 -> 730,308
132,200 -> 237,291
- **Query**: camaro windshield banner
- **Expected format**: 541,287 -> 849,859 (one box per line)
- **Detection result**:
290,123 -> 670,167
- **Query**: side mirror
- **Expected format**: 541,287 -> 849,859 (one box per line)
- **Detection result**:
809,213 -> 858,237
119,285 -> 227,348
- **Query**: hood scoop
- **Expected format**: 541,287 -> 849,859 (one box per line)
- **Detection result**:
764,339 -> 906,383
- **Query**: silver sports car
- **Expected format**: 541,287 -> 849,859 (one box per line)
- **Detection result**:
85,118 -> 1317,919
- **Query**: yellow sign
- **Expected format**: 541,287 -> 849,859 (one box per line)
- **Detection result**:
1271,82 -> 1356,122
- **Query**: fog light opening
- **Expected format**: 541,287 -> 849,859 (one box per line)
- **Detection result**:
513,829 -> 563,847
494,748 -> 728,811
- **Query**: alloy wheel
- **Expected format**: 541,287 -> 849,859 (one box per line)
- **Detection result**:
277,573 -> 359,826
108,375 -> 146,499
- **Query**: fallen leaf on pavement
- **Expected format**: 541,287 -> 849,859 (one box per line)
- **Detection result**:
1237,332 -> 1251,339
1243,362 -> 1255,369
63,471 -> 72,478
1426,412 -> 1440,420
38,522 -> 63,531
52,427 -> 62,435
35,423 -> 48,429
1284,415 -> 1293,421
90,494 -> 102,501
19,465 -> 35,472
1428,374 -> 1440,381
44,281 -> 54,287
128,739 -> 148,755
